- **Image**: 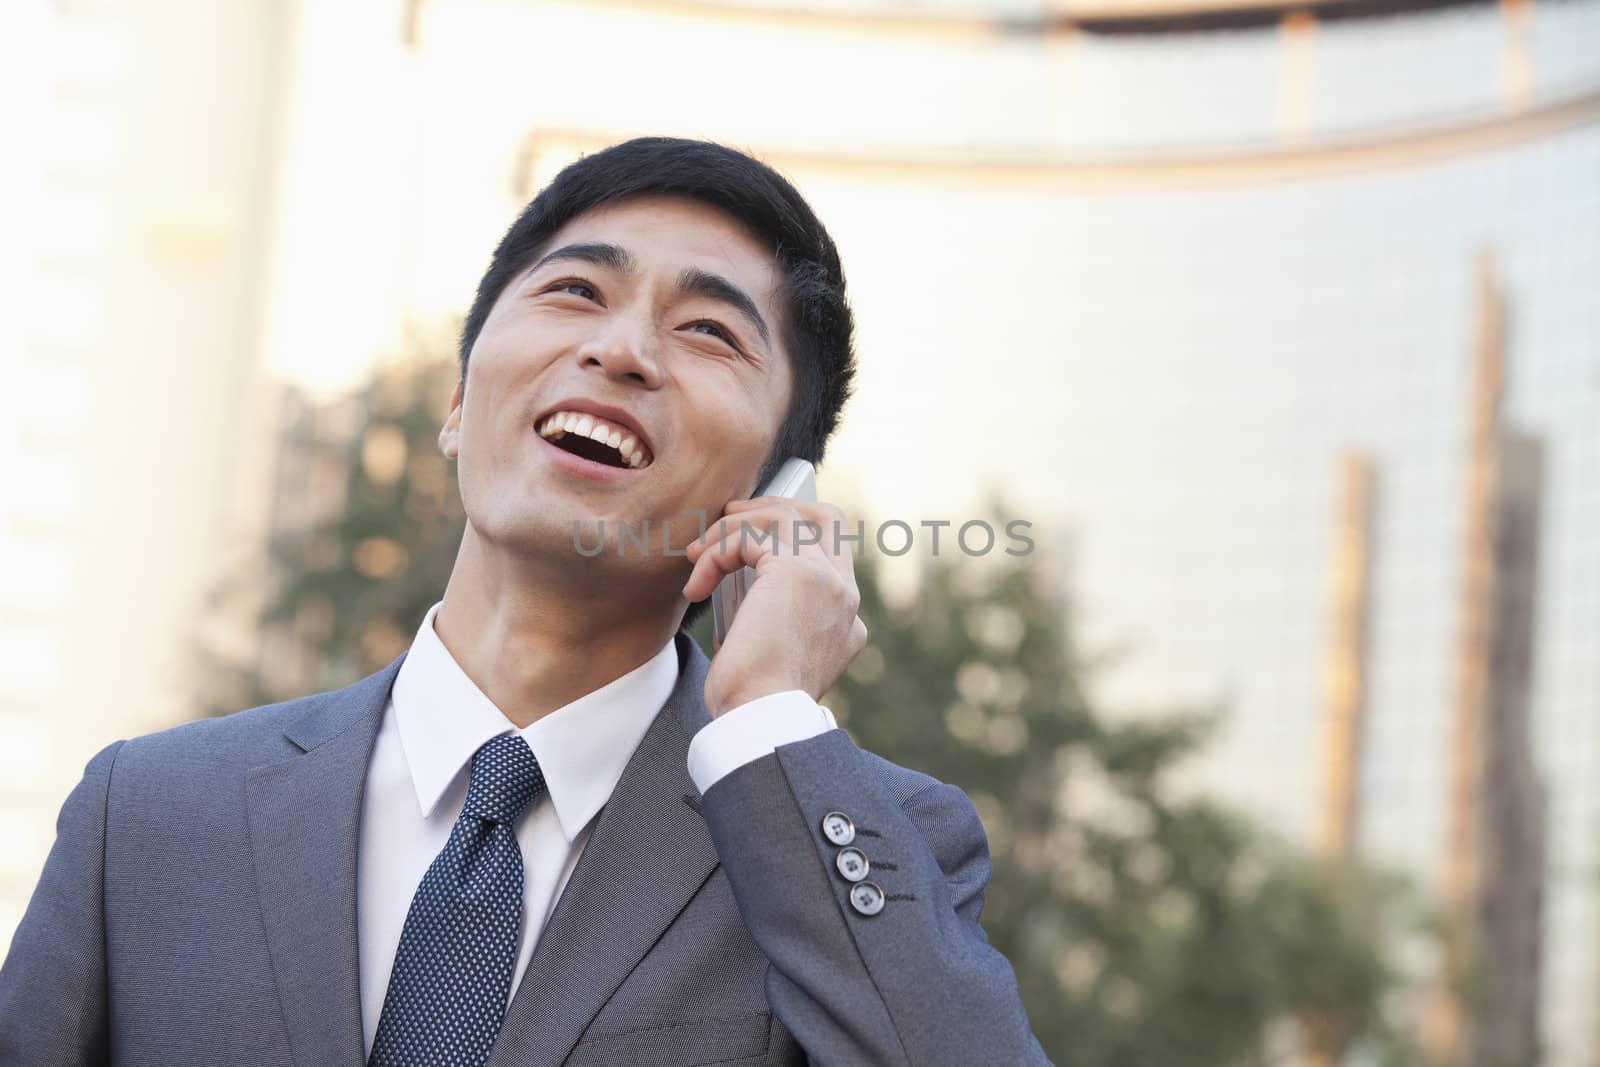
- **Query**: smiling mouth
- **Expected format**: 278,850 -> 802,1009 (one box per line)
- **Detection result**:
537,411 -> 654,470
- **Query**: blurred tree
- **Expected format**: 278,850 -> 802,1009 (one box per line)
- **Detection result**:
744,541 -> 1435,1067
195,350 -> 467,714
199,352 -> 1436,1067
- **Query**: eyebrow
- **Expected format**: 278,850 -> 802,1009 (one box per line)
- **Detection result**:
527,241 -> 772,348
528,241 -> 636,276
675,266 -> 772,348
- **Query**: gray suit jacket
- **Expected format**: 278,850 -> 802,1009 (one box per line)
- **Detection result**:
0,633 -> 1051,1066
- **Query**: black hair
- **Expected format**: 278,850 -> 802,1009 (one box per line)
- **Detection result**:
458,137 -> 856,629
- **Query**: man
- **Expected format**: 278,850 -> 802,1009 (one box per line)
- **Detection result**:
0,138 -> 1050,1066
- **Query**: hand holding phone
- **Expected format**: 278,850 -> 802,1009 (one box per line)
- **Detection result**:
684,457 -> 865,716
710,457 -> 816,648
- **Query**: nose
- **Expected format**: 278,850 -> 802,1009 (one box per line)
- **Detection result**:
576,316 -> 663,389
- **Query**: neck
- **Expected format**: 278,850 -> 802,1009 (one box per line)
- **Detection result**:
434,526 -> 687,729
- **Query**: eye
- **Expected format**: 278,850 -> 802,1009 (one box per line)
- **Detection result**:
544,278 -> 599,302
686,320 -> 738,349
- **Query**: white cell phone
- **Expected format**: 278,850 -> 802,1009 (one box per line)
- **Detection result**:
710,457 -> 817,647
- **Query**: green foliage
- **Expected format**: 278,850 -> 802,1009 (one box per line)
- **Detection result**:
203,354 -> 1434,1066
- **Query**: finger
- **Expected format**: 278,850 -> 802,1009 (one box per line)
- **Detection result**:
680,514 -> 790,601
680,547 -> 723,602
687,508 -> 791,561
688,509 -> 847,603
775,504 -> 857,584
689,500 -> 841,548
691,506 -> 858,597
681,522 -> 774,601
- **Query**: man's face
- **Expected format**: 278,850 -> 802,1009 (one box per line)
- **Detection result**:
441,194 -> 793,578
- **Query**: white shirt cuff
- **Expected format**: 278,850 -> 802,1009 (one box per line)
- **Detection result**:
687,690 -> 838,794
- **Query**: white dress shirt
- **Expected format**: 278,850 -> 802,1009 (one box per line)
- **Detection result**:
357,601 -> 836,1056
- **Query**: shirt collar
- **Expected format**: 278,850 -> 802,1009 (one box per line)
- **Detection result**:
390,601 -> 679,841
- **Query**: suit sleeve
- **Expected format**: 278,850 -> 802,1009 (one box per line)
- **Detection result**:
0,740 -> 124,1067
698,728 -> 1052,1067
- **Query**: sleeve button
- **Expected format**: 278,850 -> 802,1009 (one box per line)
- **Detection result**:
848,880 -> 885,916
835,847 -> 869,882
821,811 -> 855,846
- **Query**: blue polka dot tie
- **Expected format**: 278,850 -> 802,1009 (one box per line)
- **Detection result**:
368,734 -> 546,1067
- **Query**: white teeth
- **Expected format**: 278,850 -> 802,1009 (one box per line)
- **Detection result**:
539,410 -> 652,468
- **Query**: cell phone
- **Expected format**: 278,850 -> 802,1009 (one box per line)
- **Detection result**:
710,457 -> 817,648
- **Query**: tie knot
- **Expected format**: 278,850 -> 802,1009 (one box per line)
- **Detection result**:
461,734 -> 545,826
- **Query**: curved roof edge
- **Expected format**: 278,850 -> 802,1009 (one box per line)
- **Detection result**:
1066,0 -> 1489,34
553,0 -> 1494,39
519,88 -> 1600,193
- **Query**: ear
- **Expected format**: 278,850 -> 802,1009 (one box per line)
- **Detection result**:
438,379 -> 464,459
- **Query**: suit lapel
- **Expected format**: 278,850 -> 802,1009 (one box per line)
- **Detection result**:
490,633 -> 719,1067
244,654 -> 405,1067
